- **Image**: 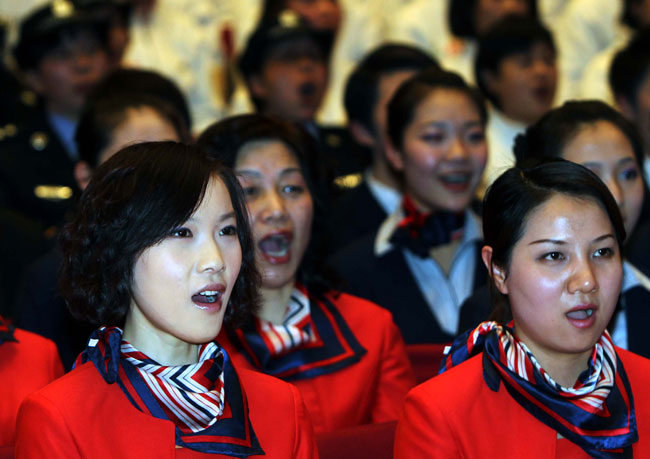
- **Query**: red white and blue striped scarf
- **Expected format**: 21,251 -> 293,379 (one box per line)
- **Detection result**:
77,326 -> 263,456
230,283 -> 366,380
254,286 -> 318,357
441,321 -> 638,458
120,340 -> 225,434
0,315 -> 16,344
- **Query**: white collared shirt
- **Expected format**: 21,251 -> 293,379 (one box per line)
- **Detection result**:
365,170 -> 402,216
375,208 -> 482,336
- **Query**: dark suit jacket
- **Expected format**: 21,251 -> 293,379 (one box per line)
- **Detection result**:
328,233 -> 487,344
328,181 -> 388,251
15,249 -> 95,371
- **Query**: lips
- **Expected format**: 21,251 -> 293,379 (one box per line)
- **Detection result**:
438,171 -> 473,192
191,284 -> 225,311
258,231 -> 293,264
533,86 -> 553,104
565,304 -> 598,329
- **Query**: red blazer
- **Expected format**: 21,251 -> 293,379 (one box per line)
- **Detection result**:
0,328 -> 64,448
15,361 -> 317,458
394,348 -> 650,458
221,292 -> 416,433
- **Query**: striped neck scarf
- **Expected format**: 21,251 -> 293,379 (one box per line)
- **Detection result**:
77,327 -> 264,456
0,315 -> 16,345
254,286 -> 317,357
120,339 -> 225,434
441,322 -> 638,458
230,283 -> 366,381
389,194 -> 465,258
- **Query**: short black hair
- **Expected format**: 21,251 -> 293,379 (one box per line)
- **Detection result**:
449,0 -> 539,39
609,28 -> 650,110
344,43 -> 439,134
622,0 -> 648,30
14,2 -> 109,71
484,159 -> 625,322
60,141 -> 260,327
513,99 -> 646,170
475,15 -> 555,109
387,68 -> 487,151
197,114 -> 336,295
75,69 -> 191,168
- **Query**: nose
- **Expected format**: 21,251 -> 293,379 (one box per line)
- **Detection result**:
567,259 -> 598,294
447,135 -> 469,160
260,189 -> 289,223
198,237 -> 225,274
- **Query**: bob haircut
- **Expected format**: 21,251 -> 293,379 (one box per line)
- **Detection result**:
483,158 -> 626,322
60,141 -> 260,327
475,15 -> 555,109
609,28 -> 650,110
448,0 -> 538,39
197,114 -> 335,295
513,100 -> 646,170
386,68 -> 487,151
344,43 -> 439,135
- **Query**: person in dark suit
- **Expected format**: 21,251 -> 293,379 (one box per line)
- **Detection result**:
14,69 -> 190,370
460,100 -> 650,359
239,8 -> 367,182
0,1 -> 112,231
329,69 -> 488,344
326,44 -> 439,251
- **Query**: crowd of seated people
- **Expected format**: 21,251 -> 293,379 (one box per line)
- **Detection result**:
2,0 -> 650,457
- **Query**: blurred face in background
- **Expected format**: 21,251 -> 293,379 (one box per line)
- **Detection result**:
474,0 -> 530,35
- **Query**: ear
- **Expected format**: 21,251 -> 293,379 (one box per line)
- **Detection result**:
248,74 -> 267,99
348,120 -> 377,148
384,138 -> 404,171
24,70 -> 45,94
481,245 -> 508,295
74,161 -> 92,191
615,94 -> 635,120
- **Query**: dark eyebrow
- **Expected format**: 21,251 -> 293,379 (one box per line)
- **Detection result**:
237,168 -> 302,178
220,211 -> 236,222
528,234 -> 615,246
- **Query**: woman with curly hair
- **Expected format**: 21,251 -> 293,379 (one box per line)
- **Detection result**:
14,142 -> 316,458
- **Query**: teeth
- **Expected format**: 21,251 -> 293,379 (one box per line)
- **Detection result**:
200,290 -> 219,296
586,309 -> 593,317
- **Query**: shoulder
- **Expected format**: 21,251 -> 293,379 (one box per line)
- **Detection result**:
617,347 -> 650,383
325,291 -> 395,327
328,231 -> 380,268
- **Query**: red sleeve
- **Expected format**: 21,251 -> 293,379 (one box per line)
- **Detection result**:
290,384 -> 320,459
15,393 -> 80,458
48,341 -> 65,380
393,386 -> 460,459
371,318 -> 417,423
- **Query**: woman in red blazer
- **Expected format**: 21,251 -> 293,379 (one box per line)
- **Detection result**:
15,142 -> 317,458
395,160 -> 650,457
198,115 -> 416,433
0,318 -> 63,450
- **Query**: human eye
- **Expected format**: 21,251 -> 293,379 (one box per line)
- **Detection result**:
620,167 -> 639,181
540,251 -> 565,262
594,247 -> 615,258
241,186 -> 259,200
219,225 -> 238,237
170,227 -> 193,238
281,184 -> 305,195
420,132 -> 445,144
465,128 -> 485,144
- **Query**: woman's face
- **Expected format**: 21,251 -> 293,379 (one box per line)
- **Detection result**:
389,88 -> 487,213
474,0 -> 530,35
235,140 -> 314,290
561,121 -> 644,236
496,194 -> 622,367
128,178 -> 242,348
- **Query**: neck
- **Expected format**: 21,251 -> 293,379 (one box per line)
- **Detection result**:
122,307 -> 199,366
520,339 -> 593,387
369,152 -> 399,190
258,281 -> 295,324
